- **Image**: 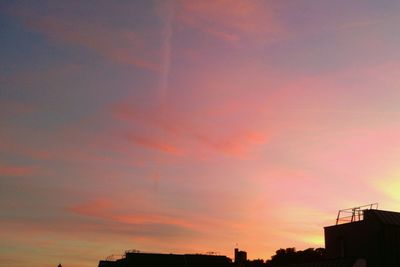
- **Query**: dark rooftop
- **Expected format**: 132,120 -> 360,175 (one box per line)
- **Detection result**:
365,209 -> 400,226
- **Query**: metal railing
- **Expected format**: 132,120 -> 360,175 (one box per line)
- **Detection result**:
336,203 -> 378,225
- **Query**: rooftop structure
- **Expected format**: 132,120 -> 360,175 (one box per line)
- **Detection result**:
335,203 -> 378,225
285,205 -> 400,267
325,206 -> 400,266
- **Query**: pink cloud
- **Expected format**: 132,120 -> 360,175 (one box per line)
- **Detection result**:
193,130 -> 268,157
111,102 -> 269,158
111,104 -> 184,135
113,214 -> 195,229
175,0 -> 281,43
68,198 -> 113,219
126,134 -> 182,155
0,165 -> 37,177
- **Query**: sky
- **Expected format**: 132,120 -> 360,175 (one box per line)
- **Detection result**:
1,0 -> 400,266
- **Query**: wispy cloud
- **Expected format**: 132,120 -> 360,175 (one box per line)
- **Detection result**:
8,5 -> 161,71
111,102 -> 269,158
175,0 -> 281,43
67,197 -> 221,236
0,165 -> 38,177
126,134 -> 182,155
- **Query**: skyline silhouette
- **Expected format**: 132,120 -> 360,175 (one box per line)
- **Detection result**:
98,206 -> 400,266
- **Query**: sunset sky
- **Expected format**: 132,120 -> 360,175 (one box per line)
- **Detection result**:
2,1 -> 400,266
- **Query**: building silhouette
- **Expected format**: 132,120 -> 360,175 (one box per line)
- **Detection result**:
234,248 -> 247,264
98,251 -> 232,267
324,207 -> 400,266
283,204 -> 400,267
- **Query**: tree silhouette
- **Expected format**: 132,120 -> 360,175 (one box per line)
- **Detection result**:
265,247 -> 326,266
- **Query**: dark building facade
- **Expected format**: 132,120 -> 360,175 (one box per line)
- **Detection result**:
324,209 -> 400,266
234,248 -> 247,264
98,252 -> 232,267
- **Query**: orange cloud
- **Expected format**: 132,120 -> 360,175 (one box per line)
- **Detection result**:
68,198 -> 113,219
68,198 -> 208,233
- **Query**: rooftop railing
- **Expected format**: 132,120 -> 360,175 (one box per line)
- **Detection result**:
336,203 -> 378,225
